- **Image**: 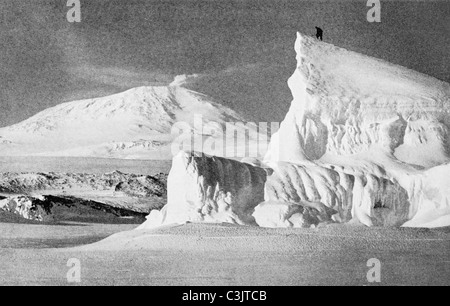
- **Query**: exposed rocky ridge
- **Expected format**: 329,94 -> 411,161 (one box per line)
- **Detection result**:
0,171 -> 168,216
0,195 -> 147,223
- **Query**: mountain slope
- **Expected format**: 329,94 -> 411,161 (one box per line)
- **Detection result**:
0,84 -> 262,159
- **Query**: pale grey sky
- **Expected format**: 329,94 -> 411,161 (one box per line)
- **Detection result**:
0,0 -> 449,126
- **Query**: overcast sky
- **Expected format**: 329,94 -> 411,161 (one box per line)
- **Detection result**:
0,0 -> 449,127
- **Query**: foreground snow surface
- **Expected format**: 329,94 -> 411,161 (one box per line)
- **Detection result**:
141,33 -> 450,229
1,222 -> 449,285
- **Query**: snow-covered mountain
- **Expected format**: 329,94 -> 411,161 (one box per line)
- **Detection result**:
141,33 -> 450,229
0,83 -> 265,159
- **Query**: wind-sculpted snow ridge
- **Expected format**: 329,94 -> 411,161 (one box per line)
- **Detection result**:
0,85 -> 262,159
141,33 -> 450,229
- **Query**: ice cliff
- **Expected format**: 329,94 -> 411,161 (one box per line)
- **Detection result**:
141,33 -> 450,229
140,152 -> 268,227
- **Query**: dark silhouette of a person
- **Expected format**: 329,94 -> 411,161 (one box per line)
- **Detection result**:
315,27 -> 323,41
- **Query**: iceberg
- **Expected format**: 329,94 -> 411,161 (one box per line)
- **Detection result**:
141,33 -> 450,229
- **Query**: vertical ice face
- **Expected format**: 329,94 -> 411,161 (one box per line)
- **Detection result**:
142,32 -> 450,229
139,151 -> 268,228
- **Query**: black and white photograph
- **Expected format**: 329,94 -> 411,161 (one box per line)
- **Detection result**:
0,0 -> 449,289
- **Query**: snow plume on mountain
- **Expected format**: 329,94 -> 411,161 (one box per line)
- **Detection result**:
0,84 -> 267,160
141,33 -> 450,229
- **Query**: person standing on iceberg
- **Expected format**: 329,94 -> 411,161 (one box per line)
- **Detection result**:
315,27 -> 323,41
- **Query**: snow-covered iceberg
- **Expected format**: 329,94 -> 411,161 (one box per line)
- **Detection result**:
141,151 -> 411,229
267,33 -> 450,168
141,33 -> 450,229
